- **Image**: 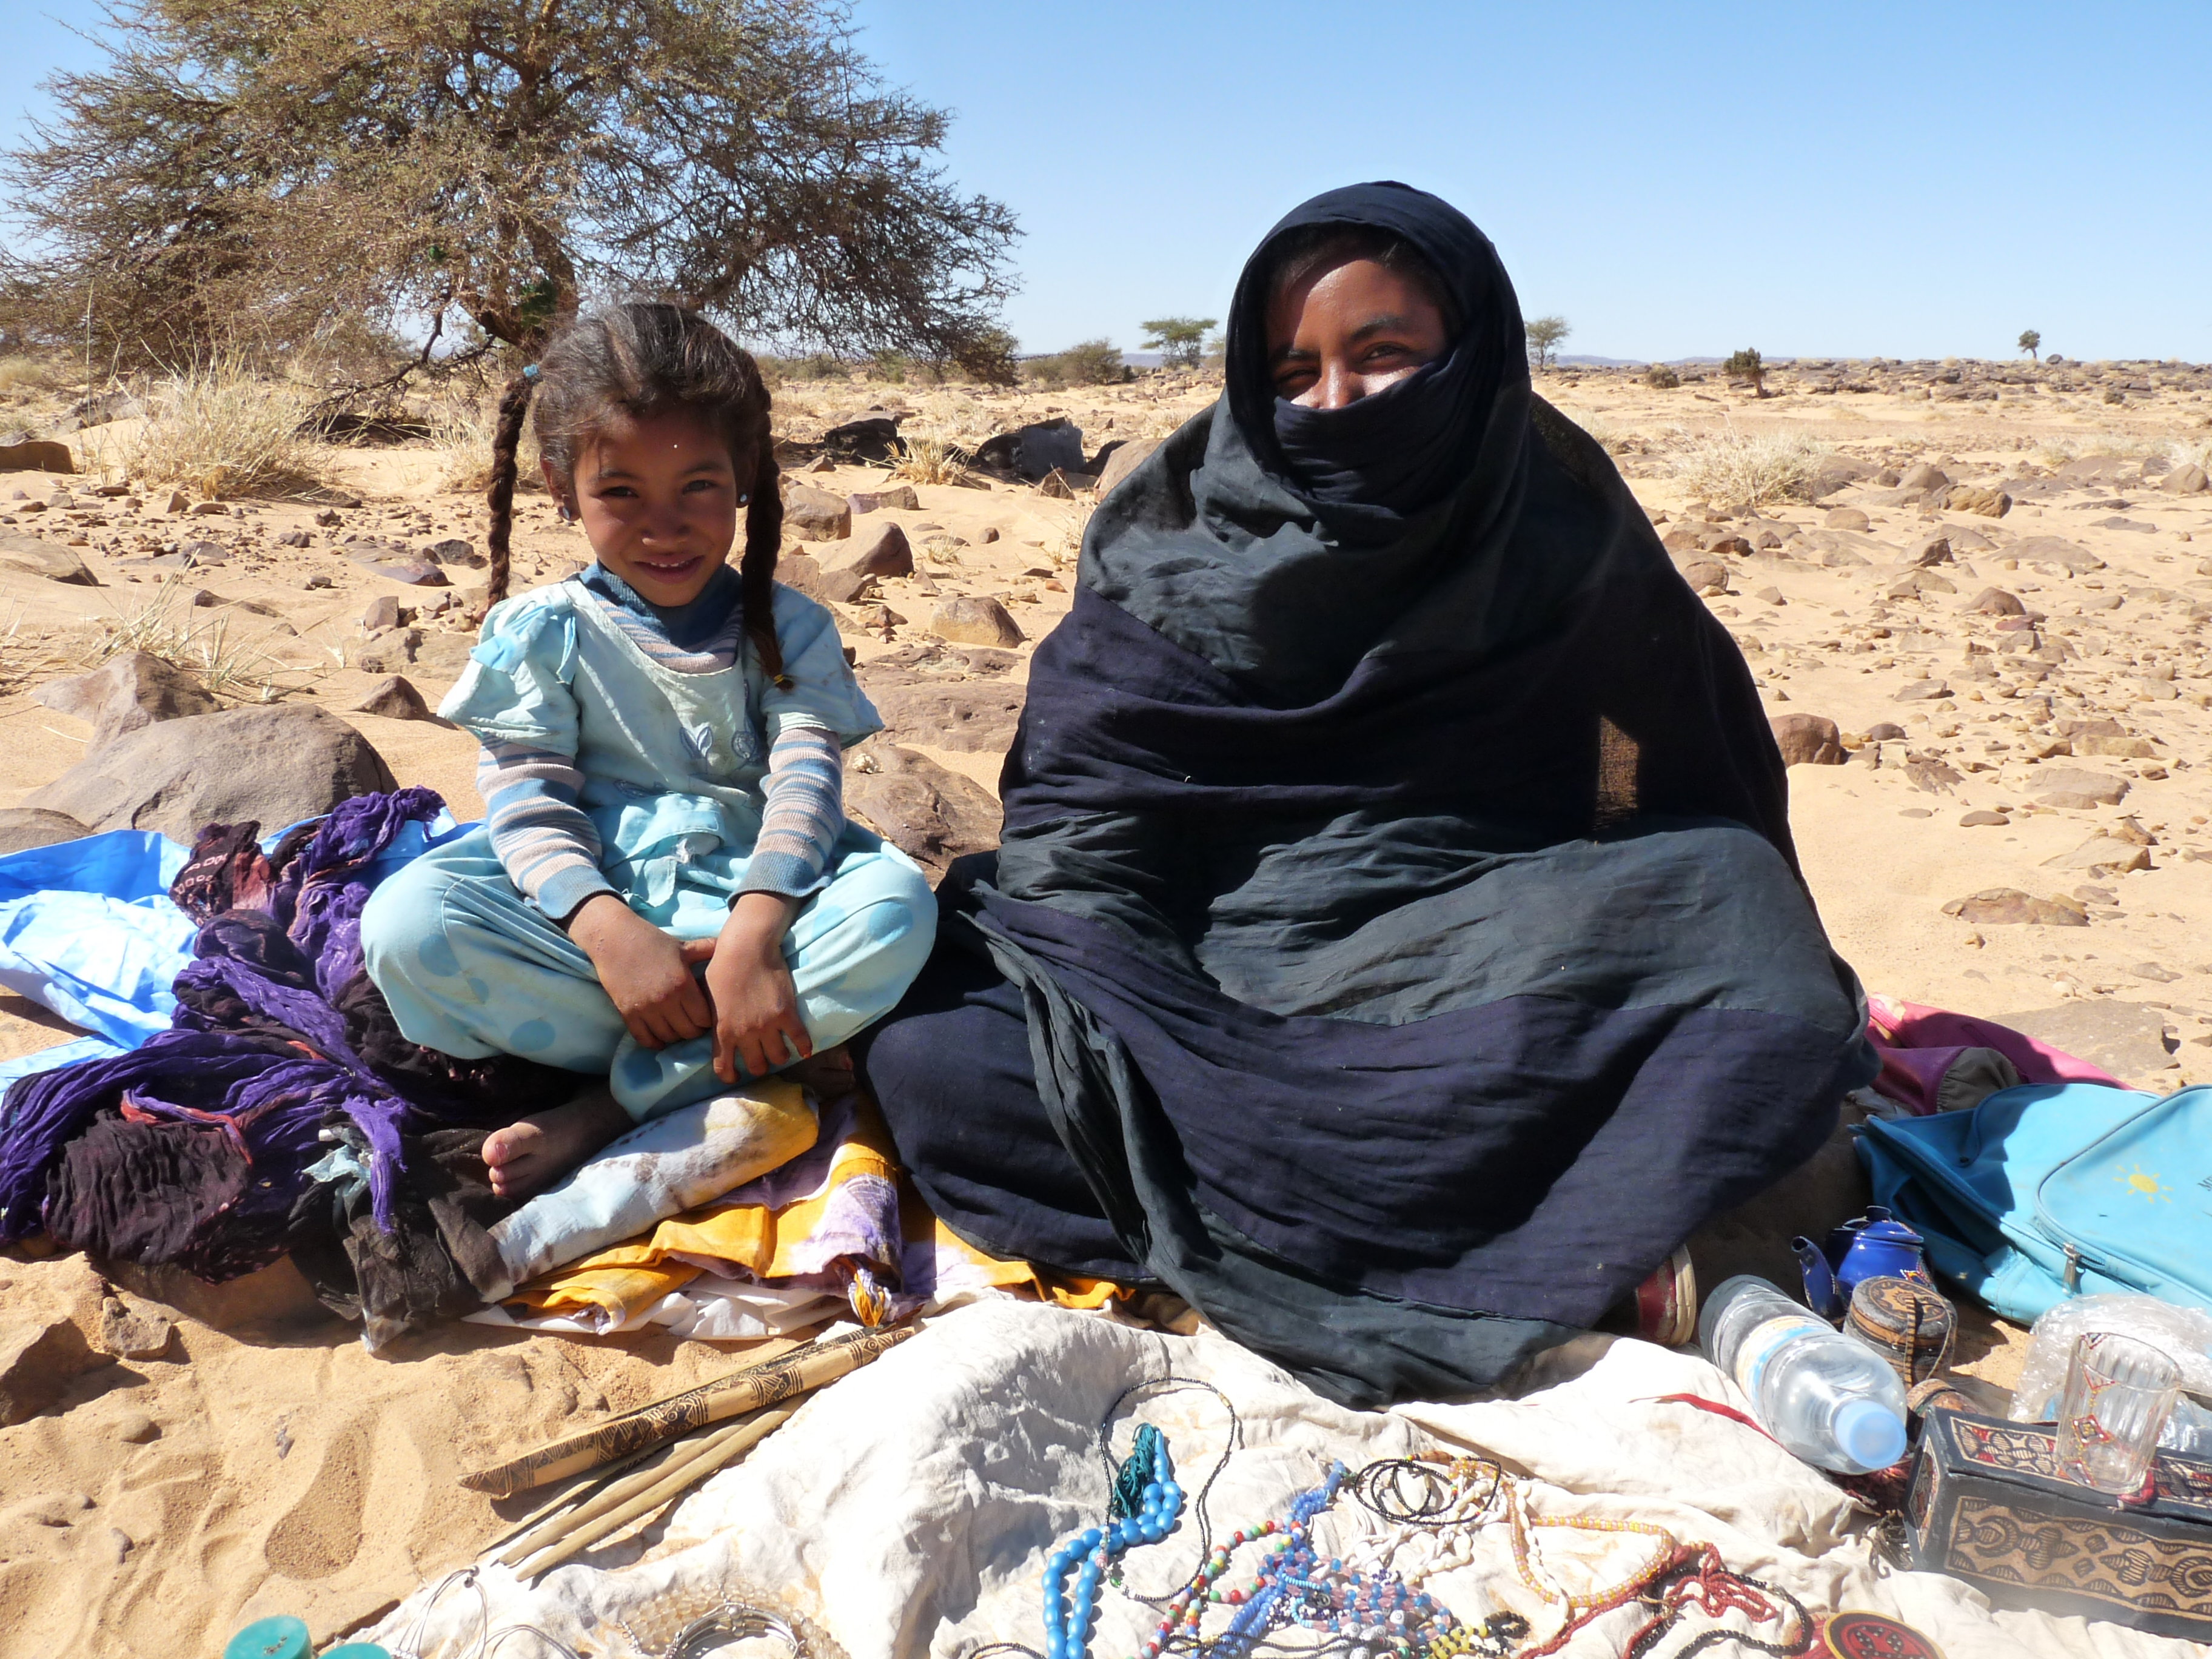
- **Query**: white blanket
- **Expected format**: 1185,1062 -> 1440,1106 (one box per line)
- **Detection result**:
373,1302 -> 2196,1657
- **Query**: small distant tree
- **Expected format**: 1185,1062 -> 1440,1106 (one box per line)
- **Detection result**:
2019,329 -> 2042,362
1524,315 -> 1570,372
1723,347 -> 1766,396
1644,362 -> 1680,389
1141,317 -> 1217,370
1024,338 -> 1125,389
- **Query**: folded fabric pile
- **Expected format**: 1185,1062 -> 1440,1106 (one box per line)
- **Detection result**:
479,1093 -> 1127,1341
0,789 -> 572,1342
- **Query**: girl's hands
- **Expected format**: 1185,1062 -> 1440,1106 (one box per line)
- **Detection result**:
701,893 -> 810,1084
568,894 -> 714,1049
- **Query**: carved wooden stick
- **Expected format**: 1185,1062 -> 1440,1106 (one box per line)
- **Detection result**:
494,1416 -> 751,1567
461,1324 -> 914,1496
511,1407 -> 797,1578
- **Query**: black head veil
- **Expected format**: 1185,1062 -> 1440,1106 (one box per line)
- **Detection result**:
1081,181 -> 1606,703
1225,180 -> 1529,537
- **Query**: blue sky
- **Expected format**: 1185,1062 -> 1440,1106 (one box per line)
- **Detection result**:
7,1 -> 2208,363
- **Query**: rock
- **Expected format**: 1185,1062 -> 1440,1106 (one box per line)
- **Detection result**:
25,704 -> 397,840
1910,534 -> 1952,568
820,568 -> 877,605
2009,535 -> 2104,574
1945,485 -> 2011,517
821,417 -> 903,462
2165,464 -> 2209,495
1821,546 -> 1871,569
426,537 -> 485,569
313,508 -> 343,527
361,594 -> 404,631
1900,463 -> 1952,493
1941,889 -> 2089,927
846,486 -> 920,515
862,675 -> 1027,754
826,521 -> 913,580
0,1310 -> 101,1427
1960,810 -> 2009,827
780,481 -> 853,541
776,552 -> 826,600
1823,506 -> 1871,531
0,440 -> 75,474
1703,534 -> 1754,559
1866,722 -> 1908,740
187,500 -> 230,517
0,808 -> 89,854
841,741 -> 1002,880
1769,713 -> 1844,766
0,533 -> 96,585
351,675 -> 441,722
113,1411 -> 159,1444
1992,1002 -> 2177,1087
275,529 -> 311,548
32,651 -> 220,751
929,595 -> 1025,648
2030,767 -> 2128,805
973,418 -> 1085,483
2133,962 -> 2184,984
1680,558 -> 1729,594
1809,456 -> 1872,497
101,1255 -> 333,1333
2076,734 -> 2158,759
178,539 -> 230,568
1036,467 -> 1082,500
979,527 -> 1000,544
2043,835 -> 2151,874
1754,586 -> 1785,605
1895,679 -> 1951,700
351,553 -> 447,586
1969,587 -> 2026,615
1661,524 -> 1705,553
93,1295 -> 172,1361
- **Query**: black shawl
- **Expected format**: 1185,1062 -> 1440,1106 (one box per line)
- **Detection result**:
894,184 -> 1872,1405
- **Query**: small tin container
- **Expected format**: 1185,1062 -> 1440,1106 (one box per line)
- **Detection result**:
1846,1275 -> 1956,1389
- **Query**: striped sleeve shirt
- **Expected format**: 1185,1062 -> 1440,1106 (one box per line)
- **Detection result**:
477,571 -> 847,921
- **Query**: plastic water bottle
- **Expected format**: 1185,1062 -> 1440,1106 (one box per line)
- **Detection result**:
1698,1274 -> 1909,1474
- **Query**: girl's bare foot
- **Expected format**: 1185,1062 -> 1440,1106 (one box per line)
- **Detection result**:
481,1090 -> 631,1201
785,1044 -> 857,1100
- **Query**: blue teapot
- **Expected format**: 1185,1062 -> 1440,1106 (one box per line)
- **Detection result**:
1792,1209 -> 1931,1318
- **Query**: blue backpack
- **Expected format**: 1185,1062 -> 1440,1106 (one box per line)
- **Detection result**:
1857,1082 -> 2212,1325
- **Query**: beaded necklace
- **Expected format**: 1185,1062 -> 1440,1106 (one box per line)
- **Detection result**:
1042,1424 -> 1184,1659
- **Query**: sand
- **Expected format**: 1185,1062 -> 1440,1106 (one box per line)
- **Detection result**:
0,356 -> 2208,1652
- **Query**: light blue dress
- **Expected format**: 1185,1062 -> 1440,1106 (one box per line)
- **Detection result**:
361,577 -> 937,1121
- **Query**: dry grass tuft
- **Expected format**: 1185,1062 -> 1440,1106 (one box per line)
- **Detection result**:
887,431 -> 976,488
121,360 -> 333,500
84,577 -> 320,702
1669,427 -> 1832,506
0,606 -> 70,695
425,394 -> 543,495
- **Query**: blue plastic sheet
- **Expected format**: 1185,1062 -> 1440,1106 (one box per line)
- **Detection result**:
0,831 -> 195,1048
0,811 -> 470,1087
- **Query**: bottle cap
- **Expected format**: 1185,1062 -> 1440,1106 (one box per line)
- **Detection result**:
1833,1399 -> 1907,1472
224,1618 -> 310,1659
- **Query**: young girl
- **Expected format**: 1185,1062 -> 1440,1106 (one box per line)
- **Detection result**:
361,303 -> 936,1198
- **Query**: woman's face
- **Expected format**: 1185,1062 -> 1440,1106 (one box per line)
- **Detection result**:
1266,258 -> 1450,409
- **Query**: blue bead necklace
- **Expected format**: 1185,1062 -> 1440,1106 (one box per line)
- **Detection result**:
1041,1424 -> 1184,1659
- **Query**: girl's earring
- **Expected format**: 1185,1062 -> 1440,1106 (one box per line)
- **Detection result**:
557,499 -> 577,523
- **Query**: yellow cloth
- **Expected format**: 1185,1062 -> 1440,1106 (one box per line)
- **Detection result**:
508,1096 -> 1125,1330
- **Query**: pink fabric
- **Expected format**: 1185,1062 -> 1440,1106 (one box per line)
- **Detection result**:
1865,993 -> 2122,1114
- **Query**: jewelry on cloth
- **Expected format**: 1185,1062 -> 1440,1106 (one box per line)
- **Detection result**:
1041,1427 -> 1183,1659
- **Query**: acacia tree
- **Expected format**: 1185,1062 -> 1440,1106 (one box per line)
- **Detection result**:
2019,329 -> 2042,362
1141,317 -> 1216,371
1524,315 -> 1569,372
3,0 -> 1021,377
1722,346 -> 1766,396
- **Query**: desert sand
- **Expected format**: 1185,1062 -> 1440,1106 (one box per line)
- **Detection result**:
1,352 -> 2210,1653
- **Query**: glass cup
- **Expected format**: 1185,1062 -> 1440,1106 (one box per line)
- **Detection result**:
2056,1331 -> 2181,1495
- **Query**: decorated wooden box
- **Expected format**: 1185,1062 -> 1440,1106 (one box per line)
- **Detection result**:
1905,1409 -> 2212,1640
